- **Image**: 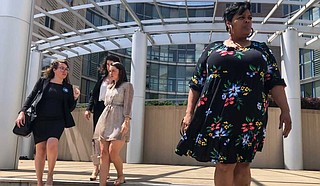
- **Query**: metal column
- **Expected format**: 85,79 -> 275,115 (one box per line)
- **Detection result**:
20,50 -> 42,159
0,0 -> 35,169
280,27 -> 303,170
126,29 -> 147,163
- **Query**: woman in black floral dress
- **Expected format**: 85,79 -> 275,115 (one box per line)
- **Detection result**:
176,2 -> 292,186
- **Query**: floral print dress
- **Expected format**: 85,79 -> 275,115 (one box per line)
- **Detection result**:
175,41 -> 286,163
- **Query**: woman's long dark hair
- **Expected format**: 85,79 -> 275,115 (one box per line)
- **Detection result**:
42,59 -> 70,83
110,62 -> 128,88
223,2 -> 251,32
99,55 -> 120,76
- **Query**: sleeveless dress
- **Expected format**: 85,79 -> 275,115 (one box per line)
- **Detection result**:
175,41 -> 286,163
93,82 -> 134,142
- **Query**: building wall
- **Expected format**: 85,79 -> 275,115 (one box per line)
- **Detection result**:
58,107 -> 320,170
143,106 -> 284,168
300,109 -> 320,170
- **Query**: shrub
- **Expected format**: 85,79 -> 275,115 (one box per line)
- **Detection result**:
269,97 -> 320,110
145,97 -> 320,110
300,97 -> 320,110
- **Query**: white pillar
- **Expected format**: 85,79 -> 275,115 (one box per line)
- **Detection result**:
127,29 -> 147,163
20,51 -> 42,159
0,0 -> 34,169
280,27 -> 303,170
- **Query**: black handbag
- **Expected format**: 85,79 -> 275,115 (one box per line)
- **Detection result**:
13,108 -> 37,137
13,79 -> 43,137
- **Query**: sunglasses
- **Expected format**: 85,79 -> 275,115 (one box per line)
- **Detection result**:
57,66 -> 69,72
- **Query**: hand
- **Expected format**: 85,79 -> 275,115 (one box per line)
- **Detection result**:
279,110 -> 292,138
120,120 -> 130,136
15,112 -> 25,128
73,87 -> 80,100
84,110 -> 91,120
182,113 -> 193,132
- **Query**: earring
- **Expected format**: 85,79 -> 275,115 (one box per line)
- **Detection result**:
228,25 -> 232,33
248,28 -> 254,37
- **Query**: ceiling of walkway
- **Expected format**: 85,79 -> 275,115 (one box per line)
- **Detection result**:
32,0 -> 320,59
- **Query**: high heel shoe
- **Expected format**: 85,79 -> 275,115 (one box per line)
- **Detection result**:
89,170 -> 99,181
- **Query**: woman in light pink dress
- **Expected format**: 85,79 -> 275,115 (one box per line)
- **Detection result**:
84,55 -> 120,181
94,62 -> 134,185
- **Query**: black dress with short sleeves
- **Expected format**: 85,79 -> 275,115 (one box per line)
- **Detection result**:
176,41 -> 286,163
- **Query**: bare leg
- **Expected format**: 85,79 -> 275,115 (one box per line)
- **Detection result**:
214,163 -> 236,186
90,139 -> 100,181
109,140 -> 125,185
35,142 -> 47,186
90,164 -> 100,180
99,140 -> 111,186
46,138 -> 59,185
233,163 -> 251,186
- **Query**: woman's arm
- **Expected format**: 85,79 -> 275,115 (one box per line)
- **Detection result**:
181,43 -> 220,131
270,85 -> 292,138
20,78 -> 43,113
85,91 -> 93,120
121,83 -> 134,135
86,91 -> 94,112
16,78 -> 43,127
261,42 -> 291,138
68,84 -> 78,112
122,83 -> 134,119
182,88 -> 200,131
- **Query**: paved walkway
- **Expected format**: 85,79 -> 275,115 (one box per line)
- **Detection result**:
0,160 -> 319,185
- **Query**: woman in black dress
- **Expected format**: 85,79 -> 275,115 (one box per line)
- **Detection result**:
176,2 -> 292,186
84,55 -> 120,181
15,60 -> 80,186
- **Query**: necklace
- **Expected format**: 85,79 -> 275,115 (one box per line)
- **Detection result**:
230,40 -> 249,51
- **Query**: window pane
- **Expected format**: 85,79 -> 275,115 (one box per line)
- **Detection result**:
168,79 -> 173,92
159,65 -> 167,78
186,66 -> 194,77
177,80 -> 185,92
304,83 -> 313,97
304,62 -> 312,78
176,66 -> 186,78
150,77 -> 158,90
168,66 -> 176,78
159,79 -> 167,91
150,63 -> 159,76
80,79 -> 87,103
315,81 -> 320,97
302,49 -> 311,63
313,50 -> 320,76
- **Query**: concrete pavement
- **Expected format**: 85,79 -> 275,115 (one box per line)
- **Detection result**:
0,160 -> 319,185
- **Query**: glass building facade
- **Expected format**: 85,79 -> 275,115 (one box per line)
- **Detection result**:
79,1 -> 320,104
298,4 -> 320,98
80,2 -> 214,104
300,49 -> 320,97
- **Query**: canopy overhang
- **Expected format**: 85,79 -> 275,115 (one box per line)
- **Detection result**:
31,0 -> 320,59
